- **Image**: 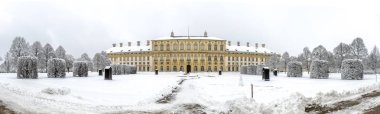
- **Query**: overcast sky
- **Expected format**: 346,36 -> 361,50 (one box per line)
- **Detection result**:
0,0 -> 380,58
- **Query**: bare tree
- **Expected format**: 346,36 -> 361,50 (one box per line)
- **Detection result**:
366,46 -> 380,82
333,42 -> 352,72
350,37 -> 368,60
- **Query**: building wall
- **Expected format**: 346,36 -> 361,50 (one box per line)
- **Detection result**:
107,39 -> 271,72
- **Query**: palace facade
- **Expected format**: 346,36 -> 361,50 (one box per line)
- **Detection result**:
106,31 -> 274,72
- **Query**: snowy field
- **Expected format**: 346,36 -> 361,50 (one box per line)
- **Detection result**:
0,72 -> 379,113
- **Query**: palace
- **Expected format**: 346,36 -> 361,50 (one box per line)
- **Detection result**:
106,31 -> 274,72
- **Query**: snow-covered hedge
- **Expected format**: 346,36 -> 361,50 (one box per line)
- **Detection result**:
47,58 -> 66,78
310,60 -> 329,79
256,65 -> 264,75
17,56 -> 38,79
247,65 -> 257,75
73,61 -> 88,77
112,64 -> 137,75
240,65 -> 247,74
341,59 -> 363,80
287,61 -> 302,77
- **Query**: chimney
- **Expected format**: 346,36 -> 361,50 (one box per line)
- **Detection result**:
112,43 -> 116,47
247,42 -> 250,47
146,40 -> 150,46
119,43 -> 123,47
262,44 -> 266,48
137,41 -> 141,46
255,43 -> 258,49
128,42 -> 132,47
237,41 -> 240,46
228,41 -> 231,46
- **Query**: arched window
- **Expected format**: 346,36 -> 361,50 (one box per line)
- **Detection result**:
208,44 -> 212,51
220,45 -> 224,51
194,43 -> 198,50
154,45 -> 158,51
173,44 -> 178,51
187,44 -> 191,51
214,45 -> 217,51
160,44 -> 164,51
166,44 -> 170,51
166,55 -> 170,61
208,56 -> 212,61
200,44 -> 205,51
187,54 -> 191,61
180,43 -> 184,50
166,66 -> 170,72
214,56 -> 217,61
160,55 -> 163,61
173,54 -> 177,61
220,56 -> 223,61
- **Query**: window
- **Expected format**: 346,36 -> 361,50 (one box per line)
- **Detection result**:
173,44 -> 178,51
208,56 -> 212,61
214,45 -> 217,51
180,43 -> 184,50
166,44 -> 170,51
154,45 -> 158,51
220,56 -> 224,61
214,56 -> 217,61
187,44 -> 191,51
208,44 -> 212,51
160,44 -> 164,51
200,44 -> 205,51
220,45 -> 224,51
194,43 -> 198,50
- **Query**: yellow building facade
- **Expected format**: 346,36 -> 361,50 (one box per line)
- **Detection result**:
106,32 -> 274,72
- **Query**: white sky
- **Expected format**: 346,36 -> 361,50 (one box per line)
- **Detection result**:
0,0 -> 379,58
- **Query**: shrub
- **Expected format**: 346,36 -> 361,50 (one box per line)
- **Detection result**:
247,65 -> 257,75
73,61 -> 88,77
17,56 -> 38,79
240,65 -> 247,74
256,65 -> 264,75
341,59 -> 363,80
287,61 -> 302,77
310,60 -> 329,79
47,58 -> 66,78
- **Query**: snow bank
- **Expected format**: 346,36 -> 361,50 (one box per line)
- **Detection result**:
240,66 -> 247,74
310,60 -> 329,79
73,61 -> 88,77
341,59 -> 363,80
17,56 -> 38,79
47,58 -> 66,78
287,61 -> 302,77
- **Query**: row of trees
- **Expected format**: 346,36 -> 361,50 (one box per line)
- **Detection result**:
0,37 -> 111,73
266,37 -> 380,74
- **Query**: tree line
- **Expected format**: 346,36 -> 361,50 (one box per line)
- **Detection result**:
266,37 -> 380,74
0,37 -> 111,73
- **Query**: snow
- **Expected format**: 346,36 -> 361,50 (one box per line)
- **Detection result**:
227,45 -> 274,53
154,36 -> 225,40
106,45 -> 151,53
0,72 -> 379,113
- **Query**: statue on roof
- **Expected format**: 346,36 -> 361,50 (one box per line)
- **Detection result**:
204,30 -> 208,37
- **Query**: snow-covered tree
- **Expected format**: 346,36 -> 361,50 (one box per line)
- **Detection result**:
55,46 -> 66,59
17,56 -> 38,79
265,54 -> 280,70
43,43 -> 55,72
333,43 -> 352,72
350,37 -> 368,60
366,46 -> 380,78
312,45 -> 329,61
298,47 -> 312,74
0,56 -> 3,61
65,54 -> 75,72
281,52 -> 290,72
93,53 -> 110,71
287,61 -> 302,77
327,51 -> 336,72
31,41 -> 45,72
73,61 -> 88,77
341,59 -> 363,80
78,53 -> 93,71
47,58 -> 66,78
9,37 -> 30,71
1,52 -> 13,73
310,60 -> 329,79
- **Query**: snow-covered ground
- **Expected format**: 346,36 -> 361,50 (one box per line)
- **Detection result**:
0,72 -> 379,113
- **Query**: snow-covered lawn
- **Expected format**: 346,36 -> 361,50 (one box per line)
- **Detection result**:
0,72 -> 379,113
